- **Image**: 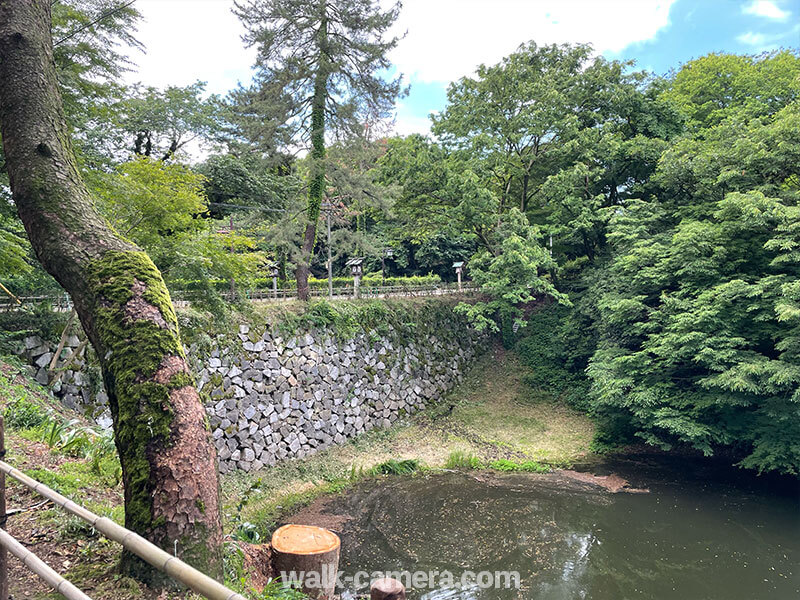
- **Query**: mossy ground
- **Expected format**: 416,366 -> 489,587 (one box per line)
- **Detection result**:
0,340 -> 594,599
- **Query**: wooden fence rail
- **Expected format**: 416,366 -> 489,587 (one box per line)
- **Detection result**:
2,282 -> 479,311
0,416 -> 246,600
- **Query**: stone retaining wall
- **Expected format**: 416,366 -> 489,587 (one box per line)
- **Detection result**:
17,302 -> 487,472
18,333 -> 110,425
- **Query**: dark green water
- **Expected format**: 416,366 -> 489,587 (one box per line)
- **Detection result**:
322,455 -> 799,599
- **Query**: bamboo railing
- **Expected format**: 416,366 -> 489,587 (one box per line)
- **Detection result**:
0,528 -> 91,600
0,416 -> 247,600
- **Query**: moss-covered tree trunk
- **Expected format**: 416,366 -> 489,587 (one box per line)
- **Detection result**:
0,0 -> 223,585
294,9 -> 329,301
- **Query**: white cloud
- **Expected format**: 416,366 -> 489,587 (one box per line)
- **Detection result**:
125,0 -> 677,94
736,24 -> 799,50
123,0 -> 256,95
122,0 -> 678,142
737,31 -> 768,45
387,0 -> 677,84
742,0 -> 791,20
391,113 -> 435,137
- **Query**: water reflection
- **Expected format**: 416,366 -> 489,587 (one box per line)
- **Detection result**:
323,458 -> 799,599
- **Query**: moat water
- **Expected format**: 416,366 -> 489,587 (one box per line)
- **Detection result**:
310,455 -> 799,599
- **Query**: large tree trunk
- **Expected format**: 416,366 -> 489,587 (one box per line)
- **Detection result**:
0,0 -> 223,586
295,9 -> 329,301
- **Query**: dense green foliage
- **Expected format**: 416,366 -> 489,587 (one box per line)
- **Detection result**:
512,50 -> 798,474
380,46 -> 800,474
514,304 -> 591,411
3,0 -> 798,476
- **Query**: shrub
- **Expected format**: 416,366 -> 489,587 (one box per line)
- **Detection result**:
515,303 -> 591,411
171,273 -> 443,294
488,458 -> 549,473
489,459 -> 520,471
519,460 -> 550,473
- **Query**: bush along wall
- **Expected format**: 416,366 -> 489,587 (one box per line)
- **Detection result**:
14,299 -> 489,472
170,273 -> 442,293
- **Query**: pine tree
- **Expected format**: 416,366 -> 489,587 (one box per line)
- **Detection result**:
234,0 -> 404,299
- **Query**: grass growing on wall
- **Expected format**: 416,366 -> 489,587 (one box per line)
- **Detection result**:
236,297 -> 473,342
171,273 -> 443,293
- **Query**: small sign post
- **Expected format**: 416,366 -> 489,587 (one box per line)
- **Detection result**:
268,262 -> 280,299
453,261 -> 465,292
346,258 -> 364,298
381,248 -> 394,286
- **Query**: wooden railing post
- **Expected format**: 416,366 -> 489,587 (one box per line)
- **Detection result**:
0,414 -> 7,600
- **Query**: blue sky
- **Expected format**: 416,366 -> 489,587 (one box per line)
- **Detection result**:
612,0 -> 800,75
391,0 -> 799,135
127,0 -> 799,140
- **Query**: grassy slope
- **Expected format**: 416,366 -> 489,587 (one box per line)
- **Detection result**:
223,343 -> 594,538
0,341 -> 594,598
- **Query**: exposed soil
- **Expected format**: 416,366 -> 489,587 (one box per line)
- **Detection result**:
277,498 -> 354,535
557,469 -> 651,493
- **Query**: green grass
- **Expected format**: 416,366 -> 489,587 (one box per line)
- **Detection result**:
4,397 -> 48,429
369,458 -> 420,475
440,351 -> 594,464
445,451 -> 482,469
23,456 -> 121,497
488,458 -> 550,473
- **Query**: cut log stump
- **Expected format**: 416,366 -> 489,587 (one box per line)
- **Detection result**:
271,524 -> 340,599
371,577 -> 406,600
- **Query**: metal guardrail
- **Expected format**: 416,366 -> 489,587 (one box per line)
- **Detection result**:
0,417 -> 246,600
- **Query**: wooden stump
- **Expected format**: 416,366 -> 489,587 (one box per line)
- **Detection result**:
271,524 -> 340,599
371,577 -> 406,600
